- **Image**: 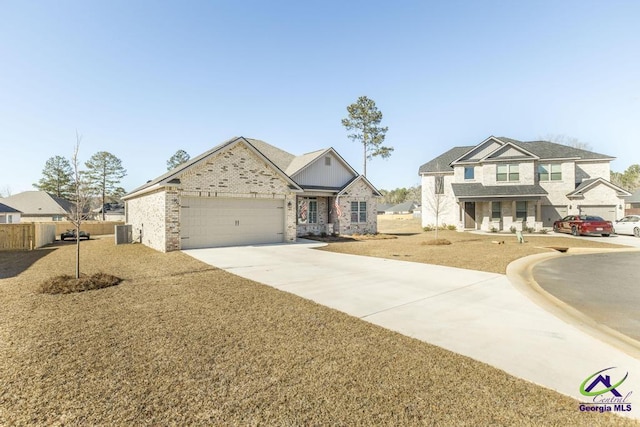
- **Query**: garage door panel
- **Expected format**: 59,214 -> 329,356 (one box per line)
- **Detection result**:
580,205 -> 616,221
181,197 -> 284,249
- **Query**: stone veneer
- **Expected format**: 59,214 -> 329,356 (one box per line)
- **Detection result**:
334,179 -> 378,235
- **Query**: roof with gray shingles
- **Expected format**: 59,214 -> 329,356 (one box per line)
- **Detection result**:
285,149 -> 326,176
566,177 -> 631,197
419,137 -> 615,174
0,191 -> 73,215
627,189 -> 640,203
418,146 -> 473,174
451,183 -> 548,198
385,201 -> 419,212
0,202 -> 21,213
126,137 -> 364,197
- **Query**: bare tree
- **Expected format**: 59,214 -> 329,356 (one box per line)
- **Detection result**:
0,185 -> 12,198
543,134 -> 593,151
68,132 -> 91,279
425,172 -> 448,240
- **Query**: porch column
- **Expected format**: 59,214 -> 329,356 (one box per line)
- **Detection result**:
536,200 -> 541,222
511,201 -> 517,220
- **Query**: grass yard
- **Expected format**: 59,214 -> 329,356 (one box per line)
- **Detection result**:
0,237 -> 634,425
316,215 -> 626,274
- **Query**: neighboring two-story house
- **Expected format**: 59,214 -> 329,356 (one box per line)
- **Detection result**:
419,136 -> 630,231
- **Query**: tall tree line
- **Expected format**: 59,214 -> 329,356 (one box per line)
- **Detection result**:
34,150 -> 127,219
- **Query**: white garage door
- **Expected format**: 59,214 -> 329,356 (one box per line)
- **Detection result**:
180,197 -> 285,249
579,205 -> 616,221
541,205 -> 568,227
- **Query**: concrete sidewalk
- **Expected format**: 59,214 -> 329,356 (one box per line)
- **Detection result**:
185,241 -> 640,420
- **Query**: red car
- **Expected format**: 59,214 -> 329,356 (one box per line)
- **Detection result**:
553,215 -> 613,237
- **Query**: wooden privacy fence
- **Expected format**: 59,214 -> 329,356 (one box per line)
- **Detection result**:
0,221 -> 124,251
51,221 -> 124,236
0,224 -> 36,250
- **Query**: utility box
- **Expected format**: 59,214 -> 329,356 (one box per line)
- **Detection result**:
115,224 -> 132,245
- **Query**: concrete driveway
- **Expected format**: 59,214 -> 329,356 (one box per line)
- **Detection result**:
184,241 -> 640,419
555,232 -> 640,248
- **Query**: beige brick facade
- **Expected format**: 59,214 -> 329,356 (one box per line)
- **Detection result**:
334,179 -> 378,235
125,138 -> 378,251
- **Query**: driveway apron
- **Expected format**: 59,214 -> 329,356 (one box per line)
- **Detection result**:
185,241 -> 640,419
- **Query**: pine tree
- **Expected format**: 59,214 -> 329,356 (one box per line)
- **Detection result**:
83,152 -> 127,220
33,156 -> 74,198
342,96 -> 393,176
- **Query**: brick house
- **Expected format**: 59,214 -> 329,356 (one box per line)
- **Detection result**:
123,136 -> 380,252
418,136 -> 630,231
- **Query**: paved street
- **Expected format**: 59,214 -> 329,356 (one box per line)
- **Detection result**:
533,251 -> 640,341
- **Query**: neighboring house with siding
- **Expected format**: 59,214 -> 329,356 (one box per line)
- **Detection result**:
123,136 -> 380,252
418,136 -> 630,231
0,191 -> 73,222
0,203 -> 21,223
626,189 -> 640,215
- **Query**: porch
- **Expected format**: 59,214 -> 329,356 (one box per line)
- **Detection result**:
458,199 -> 545,232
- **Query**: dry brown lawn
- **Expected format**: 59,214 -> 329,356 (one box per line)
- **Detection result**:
0,237 -> 634,425
317,216 -> 626,274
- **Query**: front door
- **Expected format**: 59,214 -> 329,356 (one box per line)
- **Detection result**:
464,202 -> 476,228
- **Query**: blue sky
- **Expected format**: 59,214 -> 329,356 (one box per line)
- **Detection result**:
1,1 -> 639,194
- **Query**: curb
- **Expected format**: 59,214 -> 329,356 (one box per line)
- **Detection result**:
506,248 -> 640,360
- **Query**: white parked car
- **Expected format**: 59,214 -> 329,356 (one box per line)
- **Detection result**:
614,215 -> 640,237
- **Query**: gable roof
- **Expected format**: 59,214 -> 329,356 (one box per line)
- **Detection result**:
419,146 -> 473,174
419,136 -> 615,174
0,202 -> 21,213
566,178 -> 631,198
286,147 -> 358,180
126,137 -> 369,199
285,149 -> 326,176
337,175 -> 382,197
0,191 -> 73,215
124,137 -> 303,199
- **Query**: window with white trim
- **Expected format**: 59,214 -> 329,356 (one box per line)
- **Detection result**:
297,198 -> 318,224
351,201 -> 367,223
464,166 -> 474,180
538,163 -> 562,181
496,164 -> 519,182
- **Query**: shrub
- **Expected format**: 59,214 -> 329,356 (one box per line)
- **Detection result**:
39,273 -> 122,295
526,226 -> 535,233
447,225 -> 457,231
320,232 -> 327,238
423,225 -> 435,232
490,227 -> 498,233
510,226 -> 517,234
539,228 -> 549,234
422,238 -> 452,246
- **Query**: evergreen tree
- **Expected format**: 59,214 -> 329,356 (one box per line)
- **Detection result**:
167,149 -> 191,170
83,152 -> 127,220
33,155 -> 74,198
342,96 -> 393,176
